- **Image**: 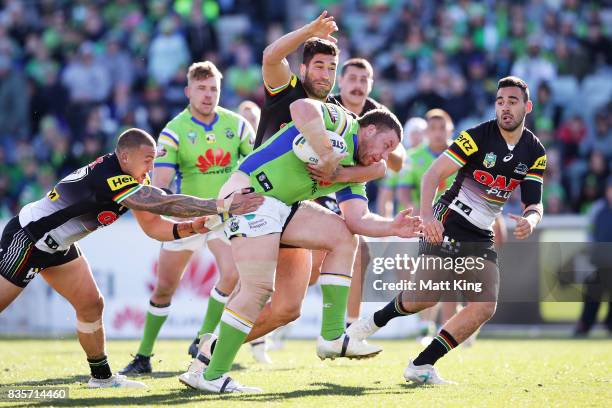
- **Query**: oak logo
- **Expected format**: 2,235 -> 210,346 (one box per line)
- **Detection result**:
107,175 -> 138,191
473,170 -> 521,191
196,148 -> 232,173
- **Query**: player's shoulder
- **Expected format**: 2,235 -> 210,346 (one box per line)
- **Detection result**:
215,105 -> 243,124
164,108 -> 192,131
522,126 -> 546,153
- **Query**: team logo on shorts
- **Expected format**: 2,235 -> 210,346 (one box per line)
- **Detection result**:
483,152 -> 497,169
229,218 -> 240,233
188,130 -> 197,144
225,128 -> 235,139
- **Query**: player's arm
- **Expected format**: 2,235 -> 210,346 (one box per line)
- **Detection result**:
420,155 -> 461,243
262,11 -> 337,90
121,185 -> 263,217
238,119 -> 256,157
339,197 -> 421,238
386,144 -> 406,172
132,210 -> 211,241
332,162 -> 386,183
154,128 -> 180,190
152,167 -> 175,190
509,150 -> 546,240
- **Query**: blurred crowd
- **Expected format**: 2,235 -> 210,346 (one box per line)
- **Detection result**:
0,0 -> 610,217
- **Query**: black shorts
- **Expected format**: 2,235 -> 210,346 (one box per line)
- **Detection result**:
419,201 -> 497,264
0,217 -> 82,287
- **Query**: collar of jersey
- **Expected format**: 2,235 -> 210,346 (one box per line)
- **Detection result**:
191,113 -> 219,131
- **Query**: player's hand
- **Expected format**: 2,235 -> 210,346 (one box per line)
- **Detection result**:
390,208 -> 423,238
305,10 -> 338,43
226,188 -> 265,215
422,213 -> 444,244
508,213 -> 535,240
307,151 -> 347,182
191,216 -> 212,234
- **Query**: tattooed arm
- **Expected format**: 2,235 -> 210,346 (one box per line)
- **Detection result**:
122,185 -> 264,217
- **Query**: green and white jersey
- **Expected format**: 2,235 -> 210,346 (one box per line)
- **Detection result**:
155,106 -> 254,198
238,102 -> 366,205
397,143 -> 455,204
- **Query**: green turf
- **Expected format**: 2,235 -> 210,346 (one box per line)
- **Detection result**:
0,338 -> 610,407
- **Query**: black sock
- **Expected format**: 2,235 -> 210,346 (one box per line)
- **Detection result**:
413,329 -> 459,366
135,354 -> 150,360
373,293 -> 411,327
88,355 -> 112,379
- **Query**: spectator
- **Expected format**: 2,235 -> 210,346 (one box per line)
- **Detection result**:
511,35 -> 557,92
0,54 -> 30,140
148,17 -> 189,85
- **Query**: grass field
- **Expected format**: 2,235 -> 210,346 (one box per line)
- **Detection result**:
0,337 -> 610,407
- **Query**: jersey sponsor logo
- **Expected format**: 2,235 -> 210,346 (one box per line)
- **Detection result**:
97,211 -> 118,226
454,131 -> 478,156
531,155 -> 547,170
156,144 -> 168,158
188,130 -> 197,144
473,169 -> 521,201
44,235 -> 59,250
503,153 -> 513,162
47,188 -> 60,201
225,128 -> 235,139
255,171 -> 273,191
514,163 -> 529,175
107,175 -> 138,191
61,166 -> 89,183
483,152 -> 497,168
196,148 -> 232,173
205,133 -> 216,144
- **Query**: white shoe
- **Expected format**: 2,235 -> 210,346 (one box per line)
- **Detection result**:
346,315 -> 380,341
87,374 -> 147,388
316,333 -> 382,360
179,371 -> 262,393
250,339 -> 272,364
403,360 -> 456,385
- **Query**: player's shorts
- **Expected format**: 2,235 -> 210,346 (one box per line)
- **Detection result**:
161,228 -> 228,252
0,216 -> 82,288
225,196 -> 300,240
313,195 -> 341,215
419,200 -> 497,264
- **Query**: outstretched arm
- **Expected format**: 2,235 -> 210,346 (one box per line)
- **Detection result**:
132,210 -> 211,241
339,198 -> 422,238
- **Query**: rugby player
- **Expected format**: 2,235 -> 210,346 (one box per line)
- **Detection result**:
179,99 -> 422,393
347,76 -> 546,384
0,128 -> 262,388
121,62 -> 268,375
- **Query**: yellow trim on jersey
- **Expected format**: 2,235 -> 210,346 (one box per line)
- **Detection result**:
454,131 -> 479,156
158,134 -> 178,149
265,74 -> 297,95
107,175 -> 138,191
530,155 -> 547,170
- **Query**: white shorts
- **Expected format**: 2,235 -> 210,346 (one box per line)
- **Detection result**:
224,196 -> 298,239
161,228 -> 227,252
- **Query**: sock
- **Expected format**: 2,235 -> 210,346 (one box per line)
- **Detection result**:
137,300 -> 170,357
204,310 -> 251,381
198,286 -> 229,336
413,329 -> 459,366
88,355 -> 112,379
319,273 -> 351,340
373,293 -> 411,327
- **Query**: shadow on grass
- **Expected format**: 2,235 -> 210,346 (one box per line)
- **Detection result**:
19,381 -> 394,406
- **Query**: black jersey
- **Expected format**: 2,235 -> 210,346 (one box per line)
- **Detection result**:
18,153 -> 150,253
329,94 -> 383,116
441,119 -> 546,230
255,74 -> 334,148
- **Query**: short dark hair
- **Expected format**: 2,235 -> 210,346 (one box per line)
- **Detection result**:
358,109 -> 403,142
498,76 -> 530,102
340,58 -> 373,77
116,128 -> 155,152
302,38 -> 339,66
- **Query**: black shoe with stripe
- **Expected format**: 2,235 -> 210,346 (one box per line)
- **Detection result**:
119,354 -> 152,376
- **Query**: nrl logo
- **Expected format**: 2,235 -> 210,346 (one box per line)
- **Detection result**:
483,152 -> 497,169
188,130 -> 197,144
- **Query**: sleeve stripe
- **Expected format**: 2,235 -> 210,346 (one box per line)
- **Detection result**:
336,193 -> 368,203
524,174 -> 543,183
444,150 -> 466,166
265,78 -> 291,95
159,133 -> 178,148
113,184 -> 143,203
153,163 -> 179,169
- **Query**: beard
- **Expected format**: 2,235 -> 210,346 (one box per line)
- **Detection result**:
496,111 -> 525,132
302,72 -> 332,100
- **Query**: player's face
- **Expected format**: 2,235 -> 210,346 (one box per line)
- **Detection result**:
301,54 -> 338,100
495,87 -> 532,132
358,125 -> 399,166
338,66 -> 373,107
426,117 -> 451,146
124,144 -> 156,183
186,76 -> 220,118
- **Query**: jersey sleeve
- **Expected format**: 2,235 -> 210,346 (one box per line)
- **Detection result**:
264,73 -> 299,99
238,118 -> 256,157
443,127 -> 481,168
335,183 -> 367,203
521,142 -> 546,206
154,126 -> 180,170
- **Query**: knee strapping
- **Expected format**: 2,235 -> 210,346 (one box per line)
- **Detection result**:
226,261 -> 277,323
76,318 -> 103,333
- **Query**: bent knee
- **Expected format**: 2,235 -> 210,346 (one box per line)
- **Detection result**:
77,294 -> 104,320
